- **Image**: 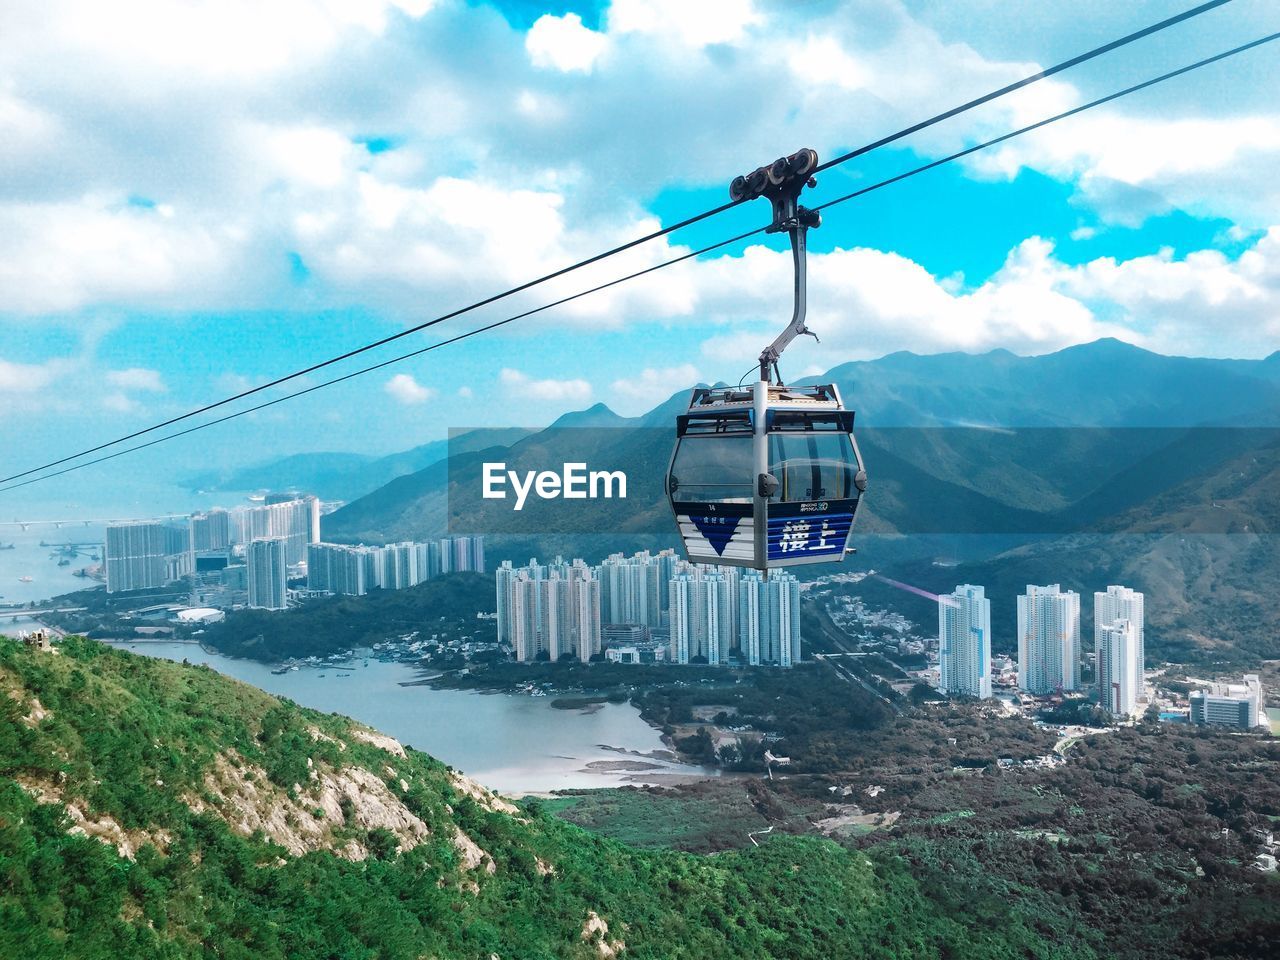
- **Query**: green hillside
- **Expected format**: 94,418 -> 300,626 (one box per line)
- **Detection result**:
2,637 -> 1098,960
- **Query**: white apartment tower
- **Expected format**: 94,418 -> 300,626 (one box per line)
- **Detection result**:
939,584 -> 992,699
1016,584 -> 1081,695
1095,585 -> 1145,702
738,570 -> 763,666
669,573 -> 723,665
231,496 -> 319,564
104,521 -> 169,593
247,537 -> 288,611
1097,619 -> 1141,718
505,560 -> 600,662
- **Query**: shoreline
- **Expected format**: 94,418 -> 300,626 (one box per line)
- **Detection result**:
94,638 -> 721,793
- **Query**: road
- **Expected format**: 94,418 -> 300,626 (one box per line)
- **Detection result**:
808,603 -> 904,715
0,606 -> 87,619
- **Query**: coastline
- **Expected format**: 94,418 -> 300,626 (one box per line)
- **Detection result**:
98,639 -> 719,793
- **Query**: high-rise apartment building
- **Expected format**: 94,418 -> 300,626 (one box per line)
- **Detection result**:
669,572 -> 726,665
501,559 -> 600,662
1097,618 -> 1141,717
738,570 -> 764,665
1095,586 -> 1146,706
1016,584 -> 1081,694
307,543 -> 376,596
939,584 -> 992,699
375,542 -> 424,590
247,537 -> 288,611
600,552 -> 653,627
230,496 -> 319,564
307,538 -> 471,596
430,536 -> 485,576
190,509 -> 231,552
104,521 -> 169,593
729,570 -> 801,668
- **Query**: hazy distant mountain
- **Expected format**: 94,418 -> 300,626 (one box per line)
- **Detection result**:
818,338 -> 1280,427
188,428 -> 532,501
326,339 -> 1280,541
321,340 -> 1280,663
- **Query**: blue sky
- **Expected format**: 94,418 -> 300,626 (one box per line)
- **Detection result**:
2,0 -> 1280,498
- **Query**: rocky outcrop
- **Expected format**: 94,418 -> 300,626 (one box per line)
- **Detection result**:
187,751 -> 429,860
450,771 -> 519,815
350,727 -> 406,757
581,911 -> 625,958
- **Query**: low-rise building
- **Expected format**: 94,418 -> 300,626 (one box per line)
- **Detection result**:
605,642 -> 668,664
1190,675 -> 1266,730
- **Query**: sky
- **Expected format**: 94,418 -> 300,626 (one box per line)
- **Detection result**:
2,0 -> 1280,495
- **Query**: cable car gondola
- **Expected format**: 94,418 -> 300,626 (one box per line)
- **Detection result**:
666,148 -> 867,570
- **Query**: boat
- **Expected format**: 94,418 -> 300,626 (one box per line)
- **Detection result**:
271,666 -> 291,675
57,559 -> 71,567
337,672 -> 352,677
18,576 -> 33,583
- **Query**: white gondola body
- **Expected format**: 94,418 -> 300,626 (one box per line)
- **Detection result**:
667,381 -> 865,570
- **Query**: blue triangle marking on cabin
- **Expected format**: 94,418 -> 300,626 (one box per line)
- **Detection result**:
692,516 -> 739,556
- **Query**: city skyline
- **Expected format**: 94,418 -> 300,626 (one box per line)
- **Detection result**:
497,551 -> 804,668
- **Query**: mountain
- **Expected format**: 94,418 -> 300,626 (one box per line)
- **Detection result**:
818,338 -> 1280,427
320,340 -> 1280,662
0,638 -> 1092,959
187,428 -> 532,502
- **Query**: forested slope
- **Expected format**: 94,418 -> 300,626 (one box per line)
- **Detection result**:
1,638 -> 1095,960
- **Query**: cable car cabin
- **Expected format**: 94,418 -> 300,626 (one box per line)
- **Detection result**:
666,381 -> 866,570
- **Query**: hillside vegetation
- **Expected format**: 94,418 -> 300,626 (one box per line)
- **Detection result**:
2,638 -> 1106,959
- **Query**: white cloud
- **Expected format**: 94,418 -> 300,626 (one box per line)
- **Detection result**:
696,229 -> 1280,364
214,372 -> 254,394
101,392 -> 141,413
7,0 -> 437,88
456,386 -> 473,399
0,0 -> 1276,363
0,356 -> 67,393
500,368 -> 592,402
968,111 -> 1280,227
105,367 -> 166,392
698,239 -> 1117,364
0,196 -> 247,314
2,354 -> 172,417
608,0 -> 761,48
526,13 -> 608,73
609,363 -> 699,412
384,372 -> 435,405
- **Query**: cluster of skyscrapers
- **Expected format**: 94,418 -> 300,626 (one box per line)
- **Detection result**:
495,550 -> 803,667
307,536 -> 485,596
106,495 -> 485,614
938,583 -> 1147,718
105,496 -> 323,612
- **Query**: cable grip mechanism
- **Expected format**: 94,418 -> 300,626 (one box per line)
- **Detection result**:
729,148 -> 822,383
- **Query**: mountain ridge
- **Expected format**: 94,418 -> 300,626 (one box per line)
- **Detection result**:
320,339 -> 1280,663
